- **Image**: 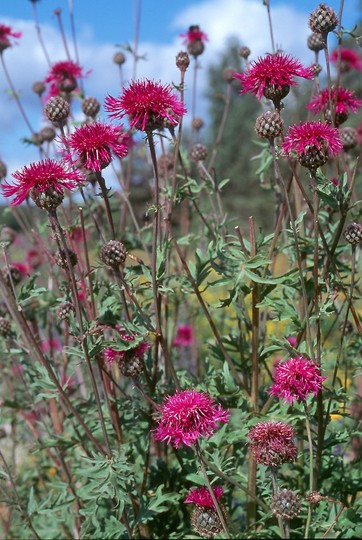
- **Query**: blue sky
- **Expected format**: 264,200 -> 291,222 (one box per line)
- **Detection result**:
0,0 -> 360,180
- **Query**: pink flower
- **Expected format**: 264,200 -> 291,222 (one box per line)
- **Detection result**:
248,421 -> 297,467
330,48 -> 362,72
41,338 -> 62,354
234,53 -> 313,100
0,24 -> 21,51
2,159 -> 83,206
153,390 -> 230,448
105,79 -> 187,132
286,336 -> 297,348
173,324 -> 193,347
44,60 -> 89,100
270,356 -> 326,404
184,486 -> 223,508
307,87 -> 362,118
64,121 -> 128,172
283,121 -> 342,168
26,248 -> 43,271
104,329 -> 150,366
181,25 -> 208,45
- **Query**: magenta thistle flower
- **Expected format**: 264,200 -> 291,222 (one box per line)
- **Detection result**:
44,60 -> 89,100
184,486 -> 223,508
181,25 -> 208,45
2,159 -> 83,206
0,24 -> 22,51
234,53 -> 313,101
330,48 -> 362,72
64,121 -> 128,172
153,390 -> 230,448
307,87 -> 362,117
248,421 -> 297,467
105,79 -> 187,132
283,121 -> 342,168
173,324 -> 194,347
270,356 -> 327,404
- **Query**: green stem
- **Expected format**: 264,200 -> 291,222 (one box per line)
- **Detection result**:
304,402 -> 314,539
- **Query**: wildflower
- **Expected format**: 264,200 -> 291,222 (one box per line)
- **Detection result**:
248,421 -> 297,467
104,329 -> 150,377
44,60 -> 89,100
270,356 -> 326,404
283,121 -> 342,169
185,486 -> 223,508
2,159 -> 83,206
185,486 -> 224,538
173,324 -> 194,347
330,48 -> 362,72
0,24 -> 21,52
105,79 -> 187,132
153,390 -> 229,448
181,25 -> 208,57
64,121 -> 128,172
234,53 -> 313,102
286,336 -> 297,348
307,87 -> 362,125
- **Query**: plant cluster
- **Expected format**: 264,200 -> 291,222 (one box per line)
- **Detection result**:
0,2 -> 361,539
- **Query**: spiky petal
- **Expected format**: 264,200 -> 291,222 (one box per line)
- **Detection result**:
234,53 -> 313,100
270,356 -> 326,404
64,121 -> 128,172
105,79 -> 187,132
307,87 -> 362,116
153,390 -> 229,448
184,486 -> 223,508
2,159 -> 83,206
330,48 -> 362,72
0,24 -> 21,51
44,60 -> 89,100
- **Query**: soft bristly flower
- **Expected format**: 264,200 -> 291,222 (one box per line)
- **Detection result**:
44,60 -> 89,100
181,25 -> 208,45
330,48 -> 362,72
184,486 -> 223,508
153,390 -> 230,448
64,121 -> 128,172
0,24 -> 22,51
307,87 -> 362,120
2,159 -> 83,206
173,324 -> 194,347
270,356 -> 327,404
234,53 -> 313,101
248,421 -> 297,467
282,121 -> 342,168
105,79 -> 187,132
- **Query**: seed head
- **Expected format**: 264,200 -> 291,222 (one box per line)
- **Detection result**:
44,96 -> 70,124
55,249 -> 78,269
56,301 -> 75,321
31,186 -> 65,210
192,117 -> 204,131
0,317 -> 11,338
32,81 -> 46,96
309,4 -> 338,36
82,97 -> 101,118
239,46 -> 251,59
100,240 -> 127,268
344,223 -> 362,245
191,507 -> 223,538
272,489 -> 301,520
223,66 -> 236,82
255,111 -> 284,139
39,126 -> 56,143
339,127 -> 358,151
176,51 -> 190,71
307,33 -> 325,52
113,51 -> 126,65
190,143 -> 208,162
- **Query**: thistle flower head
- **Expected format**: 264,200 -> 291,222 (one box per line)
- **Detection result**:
234,53 -> 313,100
184,486 -> 223,508
104,329 -> 150,366
2,159 -> 83,206
283,121 -> 342,168
153,390 -> 230,448
248,421 -> 297,467
330,48 -> 362,72
181,25 -> 208,45
105,79 -> 187,132
0,24 -> 21,51
64,121 -> 128,172
173,324 -> 193,347
270,356 -> 326,404
307,87 -> 362,118
44,60 -> 89,100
